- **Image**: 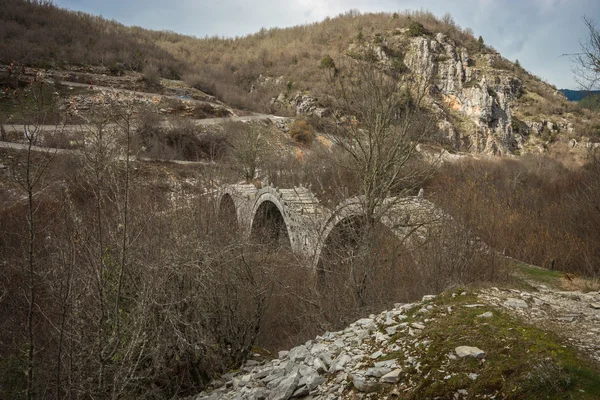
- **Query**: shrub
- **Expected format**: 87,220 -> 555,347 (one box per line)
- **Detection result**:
289,118 -> 314,145
183,72 -> 217,96
407,21 -> 426,37
319,55 -> 336,70
142,64 -> 161,85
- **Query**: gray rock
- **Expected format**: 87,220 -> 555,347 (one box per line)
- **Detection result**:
313,358 -> 327,374
355,318 -> 375,327
380,369 -> 403,384
306,375 -> 326,391
268,372 -> 299,400
476,312 -> 493,318
374,360 -> 398,369
385,325 -> 400,335
328,354 -> 350,373
254,368 -> 272,380
375,331 -> 389,342
557,315 -> 577,323
365,367 -> 392,378
503,298 -> 528,309
591,303 -> 600,310
288,345 -> 310,363
464,304 -> 485,308
291,384 -> 309,398
455,346 -> 485,359
309,343 -> 328,355
370,350 -> 383,359
351,375 -> 379,393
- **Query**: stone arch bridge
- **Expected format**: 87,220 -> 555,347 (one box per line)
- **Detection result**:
216,184 -> 446,268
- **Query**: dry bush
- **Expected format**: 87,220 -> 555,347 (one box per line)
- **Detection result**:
427,154 -> 600,277
135,115 -> 229,161
142,64 -> 161,85
0,0 -> 185,77
289,118 -> 314,144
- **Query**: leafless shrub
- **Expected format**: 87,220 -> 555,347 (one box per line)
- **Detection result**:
289,118 -> 314,145
427,155 -> 600,277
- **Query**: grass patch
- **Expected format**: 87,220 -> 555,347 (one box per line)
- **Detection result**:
404,291 -> 600,399
515,262 -> 564,288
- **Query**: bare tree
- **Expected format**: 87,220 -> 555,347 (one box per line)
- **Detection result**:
327,58 -> 436,226
572,16 -> 600,91
8,71 -> 58,400
318,57 -> 438,307
226,121 -> 267,182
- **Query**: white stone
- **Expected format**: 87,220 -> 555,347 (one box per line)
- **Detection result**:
455,346 -> 485,359
370,350 -> 383,359
503,298 -> 528,309
380,369 -> 403,383
365,367 -> 392,378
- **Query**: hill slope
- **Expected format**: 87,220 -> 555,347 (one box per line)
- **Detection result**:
2,1 -> 599,154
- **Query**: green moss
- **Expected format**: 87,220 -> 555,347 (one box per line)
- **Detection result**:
402,292 -> 600,399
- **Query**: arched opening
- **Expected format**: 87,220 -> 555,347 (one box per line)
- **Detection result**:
218,194 -> 238,231
316,215 -> 416,308
251,201 -> 291,248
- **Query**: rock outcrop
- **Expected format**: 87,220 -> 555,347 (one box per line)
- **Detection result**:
404,33 -> 524,155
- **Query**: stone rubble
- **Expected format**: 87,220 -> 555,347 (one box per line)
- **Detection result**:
194,296 -> 443,400
193,283 -> 600,400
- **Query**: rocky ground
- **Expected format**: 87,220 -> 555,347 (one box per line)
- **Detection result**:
193,268 -> 600,400
480,282 -> 600,365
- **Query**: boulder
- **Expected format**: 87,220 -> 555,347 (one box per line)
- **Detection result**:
455,346 -> 485,359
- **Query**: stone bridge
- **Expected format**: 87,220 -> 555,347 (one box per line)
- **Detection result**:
216,184 -> 447,268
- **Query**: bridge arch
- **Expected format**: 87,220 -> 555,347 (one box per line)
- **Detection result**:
313,196 -> 439,270
250,187 -> 294,249
218,193 -> 238,230
216,184 -> 259,234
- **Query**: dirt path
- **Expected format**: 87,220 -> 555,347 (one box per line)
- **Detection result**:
1,115 -> 288,136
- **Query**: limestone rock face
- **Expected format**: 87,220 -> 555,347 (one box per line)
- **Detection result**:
404,34 -> 524,155
271,91 -> 330,118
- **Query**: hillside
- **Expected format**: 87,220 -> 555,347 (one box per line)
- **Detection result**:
2,1 -> 599,155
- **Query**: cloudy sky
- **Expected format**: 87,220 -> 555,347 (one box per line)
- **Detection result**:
54,0 -> 600,89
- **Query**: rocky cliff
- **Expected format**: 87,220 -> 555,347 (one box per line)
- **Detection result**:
404,33 -> 525,155
268,27 -> 587,157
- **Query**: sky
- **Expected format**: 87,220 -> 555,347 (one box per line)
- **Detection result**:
53,0 -> 600,89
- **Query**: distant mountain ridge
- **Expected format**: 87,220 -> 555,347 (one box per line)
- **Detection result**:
560,89 -> 600,101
